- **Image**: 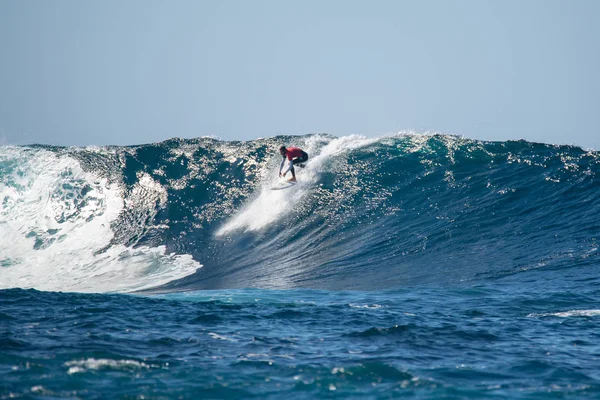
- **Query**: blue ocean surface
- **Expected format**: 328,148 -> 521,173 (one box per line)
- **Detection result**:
1,134 -> 599,399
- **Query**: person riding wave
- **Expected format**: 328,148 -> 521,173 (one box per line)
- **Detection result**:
278,145 -> 308,182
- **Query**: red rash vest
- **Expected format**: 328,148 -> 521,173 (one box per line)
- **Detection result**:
285,147 -> 304,161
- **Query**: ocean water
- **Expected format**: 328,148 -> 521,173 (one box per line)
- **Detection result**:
1,134 -> 599,399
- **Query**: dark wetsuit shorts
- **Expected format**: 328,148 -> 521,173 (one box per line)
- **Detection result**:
291,151 -> 308,166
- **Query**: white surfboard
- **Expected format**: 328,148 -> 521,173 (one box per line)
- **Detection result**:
270,180 -> 298,190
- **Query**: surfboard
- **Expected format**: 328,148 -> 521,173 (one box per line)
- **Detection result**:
270,180 -> 298,190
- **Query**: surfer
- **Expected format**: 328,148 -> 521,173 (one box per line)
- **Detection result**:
279,145 -> 308,182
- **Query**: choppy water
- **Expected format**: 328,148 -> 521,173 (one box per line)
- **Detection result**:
1,134 -> 599,398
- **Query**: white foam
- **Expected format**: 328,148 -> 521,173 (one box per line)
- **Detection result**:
528,310 -> 600,318
348,303 -> 383,309
65,358 -> 153,374
0,147 -> 200,293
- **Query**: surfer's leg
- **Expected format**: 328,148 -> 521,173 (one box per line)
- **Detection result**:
288,165 -> 297,181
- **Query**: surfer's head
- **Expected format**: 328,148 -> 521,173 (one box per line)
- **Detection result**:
279,146 -> 287,156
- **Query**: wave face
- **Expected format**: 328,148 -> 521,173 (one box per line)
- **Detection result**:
1,134 -> 599,292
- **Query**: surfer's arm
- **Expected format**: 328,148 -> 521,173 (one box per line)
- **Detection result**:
279,157 -> 286,176
281,159 -> 293,175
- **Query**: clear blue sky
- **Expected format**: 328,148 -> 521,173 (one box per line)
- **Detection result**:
1,0 -> 598,149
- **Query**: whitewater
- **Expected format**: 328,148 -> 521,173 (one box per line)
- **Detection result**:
2,133 -> 600,398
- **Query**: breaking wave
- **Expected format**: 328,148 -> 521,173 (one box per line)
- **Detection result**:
1,134 -> 598,293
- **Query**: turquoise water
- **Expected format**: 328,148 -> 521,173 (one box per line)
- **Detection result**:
1,134 -> 599,398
